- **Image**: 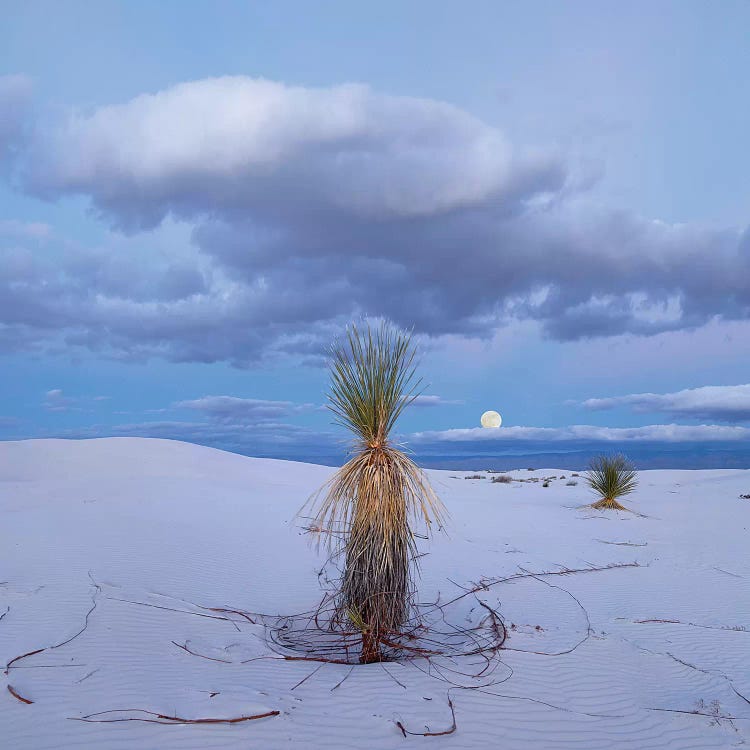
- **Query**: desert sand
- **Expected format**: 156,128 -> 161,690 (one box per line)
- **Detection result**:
1,437 -> 749,748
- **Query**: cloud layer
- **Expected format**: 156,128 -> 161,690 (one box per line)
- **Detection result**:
580,384 -> 750,422
2,76 -> 749,364
43,418 -> 750,470
413,424 -> 750,443
175,395 -> 314,422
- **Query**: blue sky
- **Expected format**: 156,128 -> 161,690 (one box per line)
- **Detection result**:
2,1 -> 750,467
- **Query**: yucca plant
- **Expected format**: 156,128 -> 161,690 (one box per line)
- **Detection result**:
585,454 -> 638,510
305,322 -> 445,663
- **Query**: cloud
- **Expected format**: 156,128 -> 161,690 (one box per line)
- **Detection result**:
412,423 -> 750,444
0,218 -> 217,362
43,388 -> 74,412
411,395 -> 465,407
60,390 -> 468,461
0,219 -> 52,241
580,384 -> 750,422
54,419 -> 340,461
175,395 -> 314,422
42,388 -> 110,413
27,77 -> 542,225
30,387 -> 750,465
0,76 -> 748,363
43,418 -> 750,468
50,393 -> 332,459
0,74 -> 33,167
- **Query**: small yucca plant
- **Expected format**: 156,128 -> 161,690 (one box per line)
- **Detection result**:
305,322 -> 445,663
585,454 -> 638,510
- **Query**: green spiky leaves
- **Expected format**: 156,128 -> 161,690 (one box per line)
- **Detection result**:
327,322 -> 421,448
585,454 -> 638,511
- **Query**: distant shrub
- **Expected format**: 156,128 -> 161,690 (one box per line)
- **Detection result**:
585,454 -> 638,511
542,481 -> 550,488
566,480 -> 578,486
491,475 -> 512,484
465,474 -> 483,480
527,468 -> 534,471
571,473 -> 580,477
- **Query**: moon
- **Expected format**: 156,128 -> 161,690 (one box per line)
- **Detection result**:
480,410 -> 502,428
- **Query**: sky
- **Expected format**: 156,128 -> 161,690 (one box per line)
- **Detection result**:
2,0 -> 750,468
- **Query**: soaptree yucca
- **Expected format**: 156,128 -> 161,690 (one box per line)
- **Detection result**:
586,454 -> 638,510
306,322 -> 445,663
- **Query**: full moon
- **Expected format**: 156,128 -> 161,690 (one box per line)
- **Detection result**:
480,410 -> 502,428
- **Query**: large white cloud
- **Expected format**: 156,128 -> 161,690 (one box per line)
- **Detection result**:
580,384 -> 750,422
29,77 -> 531,224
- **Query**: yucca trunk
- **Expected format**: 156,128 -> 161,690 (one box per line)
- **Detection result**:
342,446 -> 410,662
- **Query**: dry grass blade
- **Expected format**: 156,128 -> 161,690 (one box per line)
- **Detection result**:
7,684 -> 33,704
171,640 -> 232,663
5,648 -> 46,675
70,708 -> 280,724
396,696 -> 457,737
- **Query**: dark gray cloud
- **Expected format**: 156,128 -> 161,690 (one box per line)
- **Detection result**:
63,250 -> 207,303
2,76 -> 749,364
0,220 -> 222,363
175,395 -> 315,422
580,384 -> 750,422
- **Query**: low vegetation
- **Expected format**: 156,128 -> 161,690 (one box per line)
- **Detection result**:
585,454 -> 638,511
491,475 -> 512,484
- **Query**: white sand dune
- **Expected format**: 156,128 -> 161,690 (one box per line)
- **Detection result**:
1,438 -> 749,748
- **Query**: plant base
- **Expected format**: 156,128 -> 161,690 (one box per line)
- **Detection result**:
360,630 -> 382,663
590,497 -> 628,511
